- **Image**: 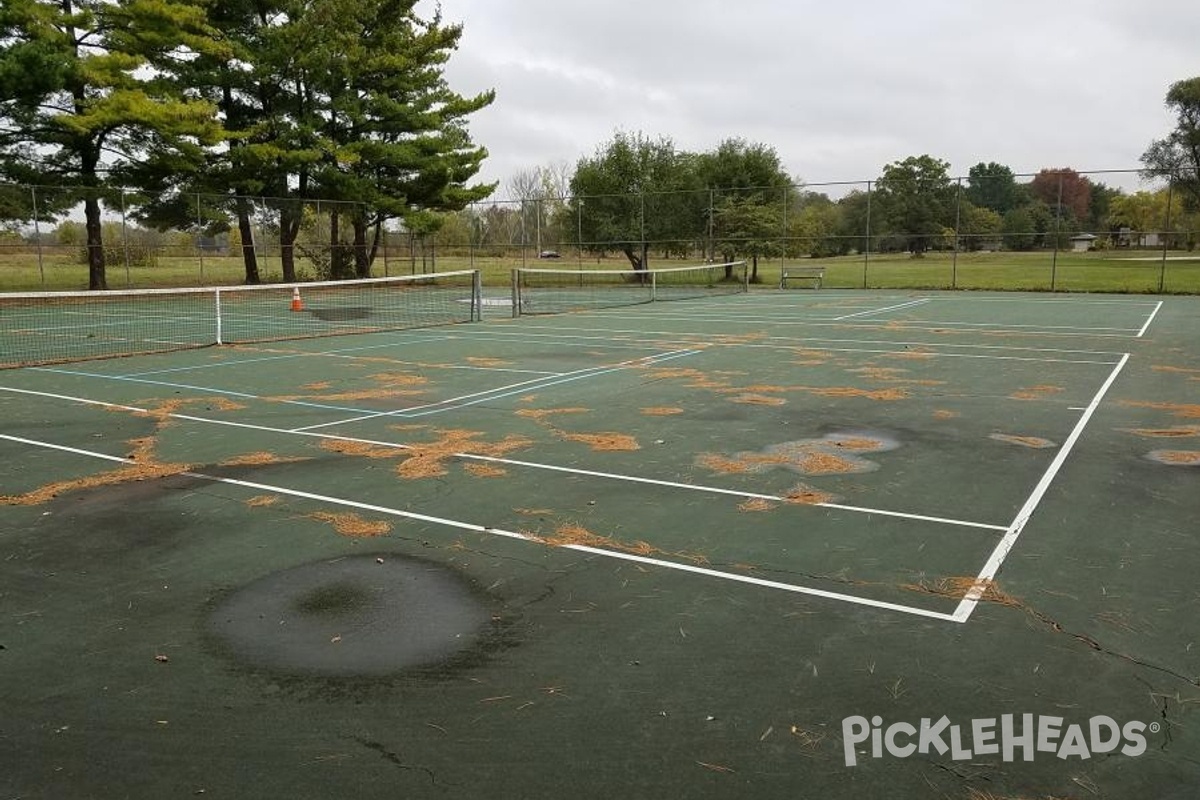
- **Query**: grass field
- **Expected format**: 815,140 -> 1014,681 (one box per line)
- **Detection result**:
2,248 -> 1200,294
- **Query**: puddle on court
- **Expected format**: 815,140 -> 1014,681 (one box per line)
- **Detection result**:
209,555 -> 492,676
697,431 -> 900,477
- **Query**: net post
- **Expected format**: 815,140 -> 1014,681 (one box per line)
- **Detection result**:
214,289 -> 223,345
472,269 -> 482,322
743,260 -> 749,293
511,268 -> 520,318
650,270 -> 657,302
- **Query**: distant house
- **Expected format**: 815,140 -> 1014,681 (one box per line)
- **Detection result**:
1069,233 -> 1097,252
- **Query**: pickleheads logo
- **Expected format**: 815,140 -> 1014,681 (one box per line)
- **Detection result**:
841,714 -> 1158,767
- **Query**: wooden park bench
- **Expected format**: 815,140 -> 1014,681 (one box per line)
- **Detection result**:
779,266 -> 826,289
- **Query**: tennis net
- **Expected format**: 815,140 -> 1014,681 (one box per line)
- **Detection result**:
0,270 -> 481,369
511,261 -> 748,316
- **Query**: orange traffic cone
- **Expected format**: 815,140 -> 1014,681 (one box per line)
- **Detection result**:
290,287 -> 304,312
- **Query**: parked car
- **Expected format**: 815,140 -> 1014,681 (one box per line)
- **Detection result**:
538,250 -> 561,259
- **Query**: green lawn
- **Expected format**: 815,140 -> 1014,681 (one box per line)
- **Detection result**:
2,248 -> 1198,294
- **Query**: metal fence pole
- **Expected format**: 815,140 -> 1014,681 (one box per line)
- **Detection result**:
952,177 -> 963,288
31,186 -> 45,286
1160,179 -> 1174,293
1050,174 -> 1063,290
196,192 -> 205,285
120,188 -> 132,287
863,181 -> 872,289
577,197 -> 584,267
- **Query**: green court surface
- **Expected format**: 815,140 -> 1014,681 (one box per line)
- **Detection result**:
2,289 -> 1199,799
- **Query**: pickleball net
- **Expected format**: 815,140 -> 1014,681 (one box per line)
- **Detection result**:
511,261 -> 748,316
0,270 -> 482,369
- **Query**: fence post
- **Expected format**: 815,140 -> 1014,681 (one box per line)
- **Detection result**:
863,180 -> 872,289
1050,173 -> 1063,290
780,186 -> 789,281
952,177 -> 963,288
31,186 -> 45,286
1160,179 -> 1174,293
577,196 -> 584,267
700,188 -> 710,262
120,188 -> 132,287
196,192 -> 204,285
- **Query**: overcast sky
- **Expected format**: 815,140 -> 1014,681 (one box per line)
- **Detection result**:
421,0 -> 1198,197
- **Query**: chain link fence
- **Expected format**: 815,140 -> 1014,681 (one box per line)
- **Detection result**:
2,168 -> 1197,292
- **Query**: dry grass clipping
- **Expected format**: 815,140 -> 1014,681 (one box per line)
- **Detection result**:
933,409 -> 959,419
1010,385 -> 1064,400
320,440 -> 409,460
1119,400 -> 1200,419
3,420 -> 193,506
320,430 -> 531,478
245,495 -> 280,507
642,366 -> 733,391
783,484 -> 836,504
904,576 -> 1026,608
738,498 -> 776,512
989,433 -> 1057,449
698,435 -> 888,477
1147,450 -> 1200,465
802,386 -> 909,401
219,451 -> 310,466
640,406 -> 684,416
1122,425 -> 1200,437
396,430 -> 533,478
514,407 -> 589,421
464,463 -> 508,477
1151,364 -> 1200,376
308,511 -> 391,537
465,356 -> 512,367
729,393 -> 787,406
538,524 -> 708,565
559,432 -> 641,451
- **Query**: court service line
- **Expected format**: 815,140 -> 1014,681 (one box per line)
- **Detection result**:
485,324 -> 1128,358
950,352 -> 1131,624
0,383 -> 1009,533
293,348 -> 701,430
457,329 -> 1121,365
1136,301 -> 1163,338
0,431 -> 962,623
831,298 -> 931,320
575,311 -> 1145,339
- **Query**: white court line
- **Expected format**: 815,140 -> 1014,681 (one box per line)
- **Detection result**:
460,327 -> 1124,365
294,348 -> 700,430
949,353 -> 1131,624
574,310 -> 1145,339
0,431 -> 961,622
0,384 -> 1008,532
832,298 -> 931,320
1137,301 -> 1163,338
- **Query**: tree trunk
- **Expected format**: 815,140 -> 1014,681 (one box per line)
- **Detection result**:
235,197 -> 260,284
621,245 -> 644,271
84,194 -> 106,290
366,219 -> 384,273
353,217 -> 372,278
279,205 -> 299,283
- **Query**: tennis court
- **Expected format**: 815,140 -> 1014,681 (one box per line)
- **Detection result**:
2,271 -> 1198,799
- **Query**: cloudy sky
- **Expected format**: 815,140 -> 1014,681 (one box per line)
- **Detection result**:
422,0 -> 1198,197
